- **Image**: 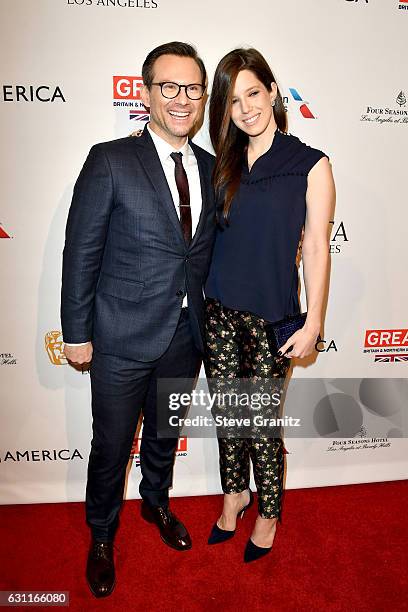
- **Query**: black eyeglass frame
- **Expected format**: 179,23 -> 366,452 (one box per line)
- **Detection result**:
151,81 -> 206,100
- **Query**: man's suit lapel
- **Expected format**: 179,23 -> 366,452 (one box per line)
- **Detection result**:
132,129 -> 185,245
189,140 -> 212,249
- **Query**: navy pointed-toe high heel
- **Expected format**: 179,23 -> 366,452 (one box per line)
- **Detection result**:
243,538 -> 272,563
208,489 -> 254,545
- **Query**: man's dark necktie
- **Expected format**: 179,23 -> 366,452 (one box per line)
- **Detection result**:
170,152 -> 192,245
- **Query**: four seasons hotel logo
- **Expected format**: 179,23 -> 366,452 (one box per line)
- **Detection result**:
360,90 -> 408,124
396,91 -> 407,106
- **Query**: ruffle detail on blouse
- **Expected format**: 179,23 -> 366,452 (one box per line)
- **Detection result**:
240,171 -> 307,186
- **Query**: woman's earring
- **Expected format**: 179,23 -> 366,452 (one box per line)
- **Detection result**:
271,99 -> 276,107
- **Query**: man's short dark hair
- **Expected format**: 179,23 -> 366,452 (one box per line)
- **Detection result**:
142,41 -> 207,89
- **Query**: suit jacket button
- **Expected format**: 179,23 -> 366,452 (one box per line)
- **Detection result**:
176,290 -> 184,297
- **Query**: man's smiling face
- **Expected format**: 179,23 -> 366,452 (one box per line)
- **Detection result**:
141,54 -> 205,148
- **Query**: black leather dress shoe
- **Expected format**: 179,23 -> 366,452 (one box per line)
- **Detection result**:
86,541 -> 115,598
141,502 -> 192,551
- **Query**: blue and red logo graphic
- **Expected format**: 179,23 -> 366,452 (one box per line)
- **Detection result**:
375,354 -> 408,362
129,109 -> 149,122
0,223 -> 12,238
286,88 -> 316,119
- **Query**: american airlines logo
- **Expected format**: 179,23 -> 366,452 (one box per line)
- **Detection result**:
0,223 -> 12,238
0,449 -> 83,462
2,85 -> 65,103
283,87 -> 316,119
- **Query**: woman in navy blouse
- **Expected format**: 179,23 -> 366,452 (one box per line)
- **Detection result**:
204,48 -> 335,562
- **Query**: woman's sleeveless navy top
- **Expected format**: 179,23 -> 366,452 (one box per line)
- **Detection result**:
205,130 -> 327,322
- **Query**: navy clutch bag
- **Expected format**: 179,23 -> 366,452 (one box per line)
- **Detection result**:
265,312 -> 320,357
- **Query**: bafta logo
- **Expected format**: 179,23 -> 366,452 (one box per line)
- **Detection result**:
45,331 -> 67,365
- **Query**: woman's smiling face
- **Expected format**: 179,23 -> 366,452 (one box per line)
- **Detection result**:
230,69 -> 277,137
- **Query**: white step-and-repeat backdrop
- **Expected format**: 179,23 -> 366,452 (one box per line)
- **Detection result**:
1,0 -> 407,504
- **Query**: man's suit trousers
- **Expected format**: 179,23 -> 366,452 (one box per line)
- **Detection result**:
86,309 -> 201,542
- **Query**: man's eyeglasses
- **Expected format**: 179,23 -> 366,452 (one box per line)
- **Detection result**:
151,82 -> 206,100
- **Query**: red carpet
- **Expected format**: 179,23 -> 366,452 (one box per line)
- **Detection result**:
1,481 -> 407,611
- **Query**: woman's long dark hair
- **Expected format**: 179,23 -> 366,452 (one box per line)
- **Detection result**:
209,48 -> 287,220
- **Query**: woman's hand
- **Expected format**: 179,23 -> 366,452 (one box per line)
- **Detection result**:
278,326 -> 320,359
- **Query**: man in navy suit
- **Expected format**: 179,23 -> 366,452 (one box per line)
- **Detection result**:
61,42 -> 215,598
